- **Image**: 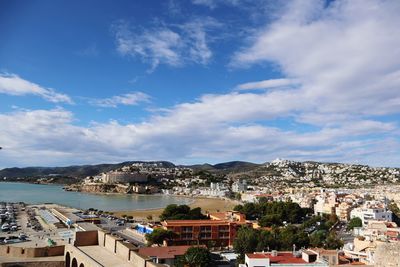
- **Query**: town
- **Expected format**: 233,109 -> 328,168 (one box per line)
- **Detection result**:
1,163 -> 400,266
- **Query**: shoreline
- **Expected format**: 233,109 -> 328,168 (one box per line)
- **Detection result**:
0,181 -> 238,215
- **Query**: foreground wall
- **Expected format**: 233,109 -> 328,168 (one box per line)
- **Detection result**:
65,230 -> 163,267
1,261 -> 64,267
374,243 -> 400,267
0,245 -> 64,258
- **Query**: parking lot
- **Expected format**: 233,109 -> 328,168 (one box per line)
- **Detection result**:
0,202 -> 73,248
0,202 -> 150,249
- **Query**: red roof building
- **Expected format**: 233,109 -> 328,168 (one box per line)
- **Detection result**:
161,218 -> 248,247
242,250 -> 329,267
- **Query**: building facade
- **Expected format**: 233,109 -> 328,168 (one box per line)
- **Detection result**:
350,205 -> 392,226
161,219 -> 245,247
101,171 -> 148,184
240,250 -> 329,267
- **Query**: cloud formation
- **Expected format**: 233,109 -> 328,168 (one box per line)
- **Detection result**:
232,0 -> 400,118
112,18 -> 220,71
89,92 -> 150,108
236,78 -> 298,90
0,73 -> 73,104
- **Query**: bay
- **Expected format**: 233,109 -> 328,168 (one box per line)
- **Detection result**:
0,182 -> 192,211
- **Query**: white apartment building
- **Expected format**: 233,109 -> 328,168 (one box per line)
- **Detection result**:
232,180 -> 247,193
350,203 -> 392,226
314,190 -> 337,216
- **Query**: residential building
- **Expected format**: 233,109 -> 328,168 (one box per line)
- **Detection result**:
161,218 -> 247,247
314,190 -> 337,216
232,179 -> 247,193
101,171 -> 148,184
335,202 -> 352,221
353,220 -> 400,242
208,211 -> 246,223
350,202 -> 392,226
342,236 -> 388,265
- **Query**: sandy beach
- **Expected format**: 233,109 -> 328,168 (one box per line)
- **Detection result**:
113,197 -> 238,220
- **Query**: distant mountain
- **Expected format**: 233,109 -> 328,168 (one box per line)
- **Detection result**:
186,161 -> 260,173
225,159 -> 400,187
2,159 -> 400,188
0,161 -> 176,178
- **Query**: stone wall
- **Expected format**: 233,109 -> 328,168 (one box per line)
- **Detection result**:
0,245 -> 64,258
374,243 -> 400,267
74,231 -> 99,247
1,261 -> 64,267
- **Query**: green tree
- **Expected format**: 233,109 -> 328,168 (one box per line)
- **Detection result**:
182,247 -> 211,267
325,233 -> 343,249
160,204 -> 207,220
310,230 -> 327,247
145,228 -> 175,246
256,230 -> 276,251
347,217 -> 362,230
259,214 -> 283,227
233,226 -> 259,263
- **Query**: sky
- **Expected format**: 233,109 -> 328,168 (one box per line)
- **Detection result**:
1,0 -> 400,168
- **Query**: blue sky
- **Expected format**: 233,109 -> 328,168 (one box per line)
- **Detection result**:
1,0 -> 400,168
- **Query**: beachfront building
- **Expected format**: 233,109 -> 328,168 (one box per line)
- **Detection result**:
161,217 -> 247,247
101,171 -> 148,184
199,182 -> 229,198
232,179 -> 247,193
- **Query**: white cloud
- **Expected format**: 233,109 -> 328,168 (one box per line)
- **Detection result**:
0,73 -> 73,104
236,78 -> 298,90
0,89 -> 398,167
1,0 -> 400,167
112,18 -> 220,71
192,0 -> 218,9
232,0 -> 400,117
192,0 -> 243,9
89,92 -> 150,108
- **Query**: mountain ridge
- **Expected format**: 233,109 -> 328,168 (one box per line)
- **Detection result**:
1,159 -> 399,180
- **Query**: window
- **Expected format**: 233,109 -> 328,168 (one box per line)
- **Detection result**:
200,233 -> 211,239
219,232 -> 229,238
181,233 -> 193,239
182,226 -> 193,233
200,226 -> 211,232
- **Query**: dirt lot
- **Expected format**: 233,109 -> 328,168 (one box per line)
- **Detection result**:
113,197 -> 238,220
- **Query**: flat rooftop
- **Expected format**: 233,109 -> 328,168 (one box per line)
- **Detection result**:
139,245 -> 194,259
162,220 -> 230,226
78,245 -> 133,267
247,252 -> 307,264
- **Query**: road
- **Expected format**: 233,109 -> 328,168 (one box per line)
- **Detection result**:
116,230 -> 146,247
